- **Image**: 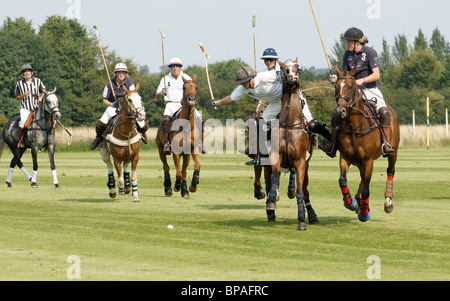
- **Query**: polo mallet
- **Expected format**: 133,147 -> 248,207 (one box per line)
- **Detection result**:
309,0 -> 333,76
252,15 -> 257,73
93,25 -> 117,102
199,43 -> 216,110
56,120 -> 73,145
159,27 -> 167,89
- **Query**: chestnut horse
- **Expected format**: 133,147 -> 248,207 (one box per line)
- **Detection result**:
156,75 -> 201,198
99,84 -> 146,202
334,65 -> 400,222
266,59 -> 319,230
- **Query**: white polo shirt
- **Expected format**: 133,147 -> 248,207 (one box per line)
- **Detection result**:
230,70 -> 282,103
156,72 -> 192,103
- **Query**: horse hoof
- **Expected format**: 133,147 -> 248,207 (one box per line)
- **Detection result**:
182,194 -> 190,199
287,190 -> 295,199
189,185 -> 197,193
344,198 -> 358,211
267,210 -> 276,222
165,189 -> 173,197
254,191 -> 265,200
297,221 -> 307,231
6,182 -> 12,188
109,192 -> 117,199
384,204 -> 394,214
266,202 -> 276,211
31,183 -> 38,189
55,184 -> 61,189
133,199 -> 140,203
309,217 -> 320,225
125,188 -> 132,195
358,211 -> 371,222
173,187 -> 180,193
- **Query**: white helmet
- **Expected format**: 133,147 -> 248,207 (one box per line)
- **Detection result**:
114,63 -> 128,73
168,58 -> 183,67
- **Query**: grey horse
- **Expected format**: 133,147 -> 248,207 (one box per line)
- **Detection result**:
0,88 -> 62,188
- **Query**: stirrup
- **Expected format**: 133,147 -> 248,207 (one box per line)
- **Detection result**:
382,143 -> 395,157
245,155 -> 260,166
164,143 -> 172,155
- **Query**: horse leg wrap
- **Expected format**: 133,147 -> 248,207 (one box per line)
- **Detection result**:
358,198 -> 371,222
191,171 -> 200,187
288,172 -> 296,193
254,186 -> 264,200
385,176 -> 394,199
164,172 -> 172,190
297,197 -> 307,230
174,179 -> 181,192
124,172 -> 131,188
297,197 -> 306,221
132,181 -> 138,197
107,173 -> 115,189
341,185 -> 358,211
340,186 -> 352,205
305,199 -> 319,224
181,180 -> 189,197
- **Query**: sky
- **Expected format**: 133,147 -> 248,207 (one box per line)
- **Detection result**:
1,0 -> 450,74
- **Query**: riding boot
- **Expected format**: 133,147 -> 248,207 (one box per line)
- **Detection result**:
90,120 -> 107,150
309,120 -> 331,141
17,127 -> 25,148
319,110 -> 340,158
138,121 -> 149,144
162,115 -> 172,155
378,107 -> 395,157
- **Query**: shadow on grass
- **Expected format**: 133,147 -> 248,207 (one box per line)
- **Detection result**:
208,214 -> 357,230
60,198 -> 118,203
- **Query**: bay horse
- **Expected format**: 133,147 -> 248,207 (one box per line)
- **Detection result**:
0,88 -> 61,188
265,59 -> 319,230
156,75 -> 201,198
98,84 -> 146,202
334,65 -> 400,222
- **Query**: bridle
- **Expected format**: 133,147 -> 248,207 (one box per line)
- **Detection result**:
335,76 -> 363,110
182,81 -> 198,107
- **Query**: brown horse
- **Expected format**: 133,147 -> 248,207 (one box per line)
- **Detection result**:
156,75 -> 201,198
265,59 -> 319,230
99,84 -> 146,202
334,65 -> 400,222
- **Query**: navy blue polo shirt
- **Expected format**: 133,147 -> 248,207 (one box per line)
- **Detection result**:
102,77 -> 135,102
342,45 -> 381,89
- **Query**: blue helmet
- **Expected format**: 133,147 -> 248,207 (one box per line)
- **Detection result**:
261,48 -> 279,60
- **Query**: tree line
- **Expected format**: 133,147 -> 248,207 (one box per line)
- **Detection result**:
0,16 -> 448,128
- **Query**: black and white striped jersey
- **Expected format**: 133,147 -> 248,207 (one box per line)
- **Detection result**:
14,77 -> 46,111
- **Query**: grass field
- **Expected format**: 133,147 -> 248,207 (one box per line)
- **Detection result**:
0,147 -> 448,281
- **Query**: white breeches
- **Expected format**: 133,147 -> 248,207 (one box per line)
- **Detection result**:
100,106 -> 145,128
361,87 -> 387,111
19,109 -> 32,128
163,102 -> 202,119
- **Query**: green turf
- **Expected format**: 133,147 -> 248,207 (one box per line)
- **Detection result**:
0,147 -> 448,280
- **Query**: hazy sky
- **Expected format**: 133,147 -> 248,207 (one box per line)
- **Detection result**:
2,0 -> 449,73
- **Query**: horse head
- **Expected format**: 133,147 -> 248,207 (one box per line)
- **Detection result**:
278,58 -> 300,86
123,83 -> 146,122
182,75 -> 198,107
43,88 -> 61,121
334,65 -> 360,119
